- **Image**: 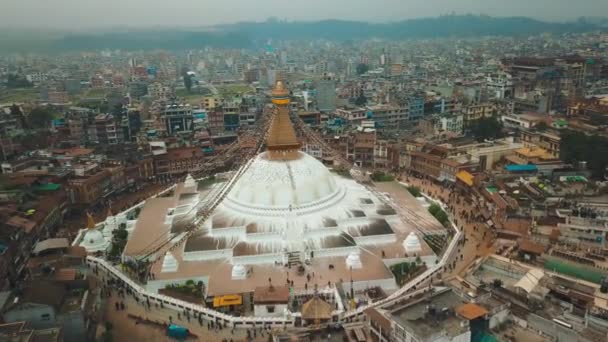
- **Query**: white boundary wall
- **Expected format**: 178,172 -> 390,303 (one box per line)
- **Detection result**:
85,182 -> 462,327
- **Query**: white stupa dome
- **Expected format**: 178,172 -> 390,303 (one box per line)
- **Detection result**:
226,151 -> 342,211
345,252 -> 363,269
161,252 -> 178,273
80,229 -> 109,253
231,264 -> 247,280
403,232 -> 422,254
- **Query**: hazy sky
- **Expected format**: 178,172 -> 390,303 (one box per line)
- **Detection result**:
2,0 -> 608,29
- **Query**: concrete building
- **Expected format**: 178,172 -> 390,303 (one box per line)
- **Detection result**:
163,104 -> 193,136
367,288 -> 472,342
1,281 -> 92,342
89,114 -> 123,145
367,105 -> 409,130
316,75 -> 337,112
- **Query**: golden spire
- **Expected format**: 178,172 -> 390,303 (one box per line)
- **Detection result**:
266,80 -> 301,160
86,212 -> 96,230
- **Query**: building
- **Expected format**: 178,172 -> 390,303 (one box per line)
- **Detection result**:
420,114 -> 464,136
163,104 -> 193,136
367,288 -> 472,342
153,147 -> 207,177
67,166 -> 112,206
316,75 -> 337,112
0,321 -> 63,341
0,111 -> 20,160
1,280 -> 92,342
462,103 -> 496,127
89,114 -> 123,145
47,91 -> 69,105
501,113 -> 545,129
520,129 -> 561,159
367,105 -> 409,130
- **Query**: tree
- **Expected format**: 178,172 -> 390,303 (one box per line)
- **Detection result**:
10,104 -> 27,129
183,73 -> 193,93
354,94 -> 367,106
6,74 -> 32,88
406,186 -> 421,197
28,106 -> 55,129
356,63 -> 369,75
535,121 -> 549,131
428,203 -> 449,227
469,116 -> 503,142
560,130 -> 608,179
9,104 -> 22,116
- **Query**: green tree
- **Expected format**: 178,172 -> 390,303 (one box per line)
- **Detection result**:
560,130 -> 608,179
356,63 -> 369,75
6,74 -> 32,88
354,94 -> 367,106
183,74 -> 193,93
469,116 -> 503,142
406,186 -> 421,197
428,203 -> 449,227
9,104 -> 22,116
535,121 -> 549,131
28,106 -> 55,128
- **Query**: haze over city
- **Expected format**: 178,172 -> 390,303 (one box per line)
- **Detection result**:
2,0 -> 608,29
2,0 -> 608,341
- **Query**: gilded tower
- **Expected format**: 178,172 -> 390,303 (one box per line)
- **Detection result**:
266,80 -> 301,160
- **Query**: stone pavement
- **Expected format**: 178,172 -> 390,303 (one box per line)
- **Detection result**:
399,174 -> 496,277
101,292 -> 274,342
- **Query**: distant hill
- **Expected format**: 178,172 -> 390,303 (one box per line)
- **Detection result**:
0,15 -> 602,52
226,15 -> 599,41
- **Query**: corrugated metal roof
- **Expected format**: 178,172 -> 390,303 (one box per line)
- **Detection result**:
505,164 -> 537,172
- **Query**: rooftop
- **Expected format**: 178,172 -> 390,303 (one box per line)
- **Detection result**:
390,289 -> 468,340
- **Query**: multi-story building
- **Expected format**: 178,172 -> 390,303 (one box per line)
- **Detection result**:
0,110 -> 20,161
520,129 -> 561,158
461,103 -> 496,127
350,131 -> 376,168
367,288 -> 473,342
163,104 -> 193,136
407,96 -> 425,121
25,72 -> 48,84
47,91 -> 69,104
485,72 -> 513,99
501,113 -> 545,129
89,114 -> 123,145
67,166 -> 112,206
153,147 -> 207,177
316,75 -> 337,112
367,104 -> 409,130
336,107 -> 367,126
420,114 -> 464,136
147,82 -> 172,101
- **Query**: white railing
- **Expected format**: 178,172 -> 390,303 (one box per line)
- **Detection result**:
87,256 -> 295,327
85,117 -> 463,327
87,184 -> 462,327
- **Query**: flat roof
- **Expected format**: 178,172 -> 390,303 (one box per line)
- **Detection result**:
390,290 -> 468,339
456,303 -> 488,320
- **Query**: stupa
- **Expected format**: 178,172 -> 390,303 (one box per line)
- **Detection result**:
125,80 -> 439,298
80,213 -> 110,253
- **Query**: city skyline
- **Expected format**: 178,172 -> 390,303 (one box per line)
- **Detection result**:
2,0 -> 608,29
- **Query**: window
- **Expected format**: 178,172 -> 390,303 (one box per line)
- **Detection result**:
41,313 -> 51,321
266,305 -> 275,313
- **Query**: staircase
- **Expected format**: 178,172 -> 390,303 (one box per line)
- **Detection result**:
287,251 -> 302,267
